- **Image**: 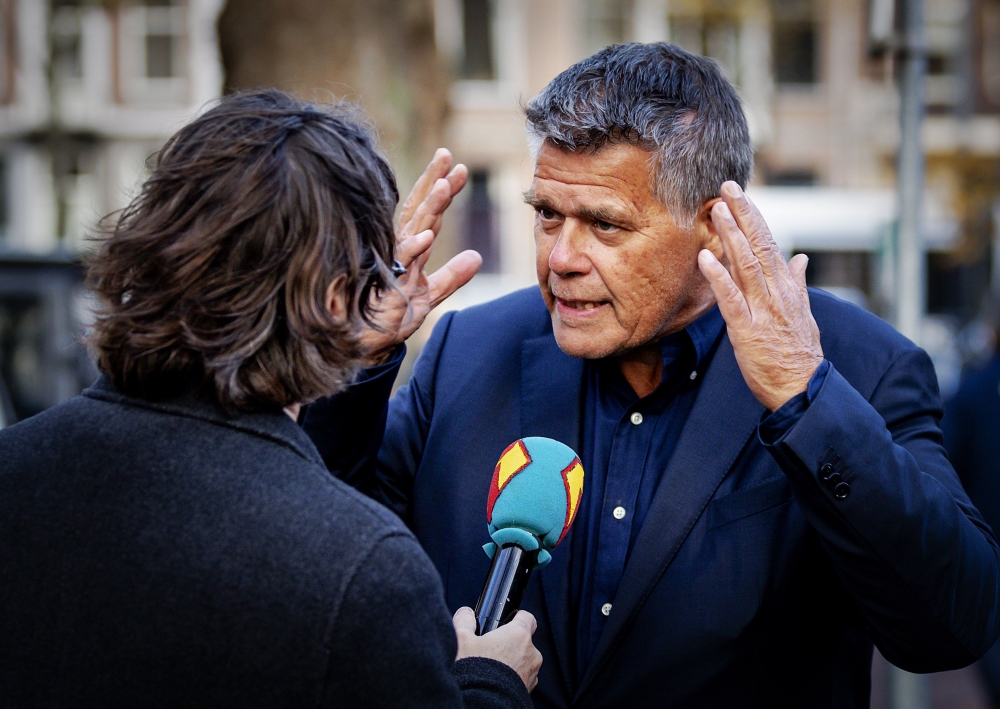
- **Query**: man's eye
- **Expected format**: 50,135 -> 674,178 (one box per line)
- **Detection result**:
595,220 -> 616,232
538,208 -> 558,220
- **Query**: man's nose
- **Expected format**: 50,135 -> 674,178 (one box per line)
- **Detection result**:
548,223 -> 590,277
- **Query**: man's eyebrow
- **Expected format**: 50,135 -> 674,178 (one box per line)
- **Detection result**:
522,190 -> 548,208
576,205 -> 634,228
523,190 -> 636,228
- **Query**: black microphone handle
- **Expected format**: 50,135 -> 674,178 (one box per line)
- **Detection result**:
474,543 -> 540,635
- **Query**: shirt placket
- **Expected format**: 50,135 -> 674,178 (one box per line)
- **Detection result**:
588,403 -> 655,647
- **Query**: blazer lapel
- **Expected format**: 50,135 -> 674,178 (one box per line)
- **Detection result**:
575,334 -> 765,701
520,333 -> 585,694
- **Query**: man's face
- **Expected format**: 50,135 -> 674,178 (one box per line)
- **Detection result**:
527,141 -> 714,360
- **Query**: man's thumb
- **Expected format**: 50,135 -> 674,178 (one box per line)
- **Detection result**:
452,606 -> 478,634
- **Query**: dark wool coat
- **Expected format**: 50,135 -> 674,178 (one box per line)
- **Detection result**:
0,366 -> 529,709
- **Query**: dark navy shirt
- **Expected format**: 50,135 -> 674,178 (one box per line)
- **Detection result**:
569,306 -> 725,677
568,306 -> 829,677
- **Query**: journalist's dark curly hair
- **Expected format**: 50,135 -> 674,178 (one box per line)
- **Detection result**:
86,89 -> 399,411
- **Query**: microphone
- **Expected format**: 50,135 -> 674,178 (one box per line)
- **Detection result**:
474,437 -> 585,635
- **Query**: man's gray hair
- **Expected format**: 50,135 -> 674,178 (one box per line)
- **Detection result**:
525,42 -> 753,226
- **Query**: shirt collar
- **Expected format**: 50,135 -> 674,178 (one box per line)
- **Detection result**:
655,304 -> 724,371
680,304 -> 725,369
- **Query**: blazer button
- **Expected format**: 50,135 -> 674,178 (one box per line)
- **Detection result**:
819,463 -> 835,479
825,472 -> 842,487
833,482 -> 851,500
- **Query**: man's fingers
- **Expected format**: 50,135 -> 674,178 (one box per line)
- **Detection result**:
428,250 -> 483,307
720,181 -> 788,286
698,249 -> 751,329
508,610 -> 538,636
788,254 -> 818,338
399,178 -> 453,240
452,606 -> 477,634
445,163 -> 469,196
712,201 -> 769,304
399,149 -> 453,228
788,253 -> 809,292
395,229 -> 435,269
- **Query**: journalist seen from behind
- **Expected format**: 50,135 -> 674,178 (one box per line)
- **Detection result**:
0,90 -> 540,708
304,43 -> 1000,707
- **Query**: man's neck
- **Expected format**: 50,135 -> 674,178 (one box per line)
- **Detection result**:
617,344 -> 664,399
615,295 -> 715,398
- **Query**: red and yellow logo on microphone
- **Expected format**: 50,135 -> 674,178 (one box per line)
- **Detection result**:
485,437 -> 585,554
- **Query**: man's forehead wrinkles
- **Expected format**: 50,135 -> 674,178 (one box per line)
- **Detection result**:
531,176 -> 639,213
533,162 -> 638,193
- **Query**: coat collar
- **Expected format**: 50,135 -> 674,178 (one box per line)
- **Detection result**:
574,333 -> 764,701
83,375 -> 325,467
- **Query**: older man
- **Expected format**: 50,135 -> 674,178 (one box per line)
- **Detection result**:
306,43 -> 1000,707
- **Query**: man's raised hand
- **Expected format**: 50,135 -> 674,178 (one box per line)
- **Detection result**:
697,181 -> 824,412
358,149 -> 482,364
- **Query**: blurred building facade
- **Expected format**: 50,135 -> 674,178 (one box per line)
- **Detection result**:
0,0 -> 224,252
0,0 -> 224,420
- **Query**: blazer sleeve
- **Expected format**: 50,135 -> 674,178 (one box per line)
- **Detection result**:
321,532 -> 531,709
301,346 -> 404,497
368,312 -> 460,522
764,349 -> 1000,672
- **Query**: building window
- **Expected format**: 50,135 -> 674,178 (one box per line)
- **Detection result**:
143,0 -> 183,79
462,170 -> 500,273
772,0 -> 818,85
0,0 -> 15,103
461,0 -> 494,80
979,0 -> 1000,111
120,0 -> 187,102
768,169 -> 817,186
51,0 -> 84,82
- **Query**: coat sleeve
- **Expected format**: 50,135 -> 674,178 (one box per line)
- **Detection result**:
321,532 -> 531,709
764,349 -> 1000,672
301,314 -> 456,523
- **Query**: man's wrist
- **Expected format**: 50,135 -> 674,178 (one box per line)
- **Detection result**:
360,343 -> 404,369
759,359 -> 832,445
762,356 -> 825,411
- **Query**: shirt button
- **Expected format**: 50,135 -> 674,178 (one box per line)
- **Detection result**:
630,412 -> 643,425
689,370 -> 698,380
612,506 -> 626,520
601,603 -> 612,616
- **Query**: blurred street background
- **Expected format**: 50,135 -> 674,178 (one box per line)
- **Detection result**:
0,0 -> 998,706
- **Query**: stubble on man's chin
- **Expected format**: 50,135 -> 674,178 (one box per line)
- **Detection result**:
549,315 -> 639,362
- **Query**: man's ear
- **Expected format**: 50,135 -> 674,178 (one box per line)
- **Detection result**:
697,197 -> 724,260
325,275 -> 349,322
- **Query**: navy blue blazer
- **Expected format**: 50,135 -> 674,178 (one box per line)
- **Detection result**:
305,287 -> 1000,708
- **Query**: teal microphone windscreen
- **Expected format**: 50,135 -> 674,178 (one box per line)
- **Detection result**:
483,437 -> 584,568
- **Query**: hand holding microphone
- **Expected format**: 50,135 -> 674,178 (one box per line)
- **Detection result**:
453,607 -> 542,692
